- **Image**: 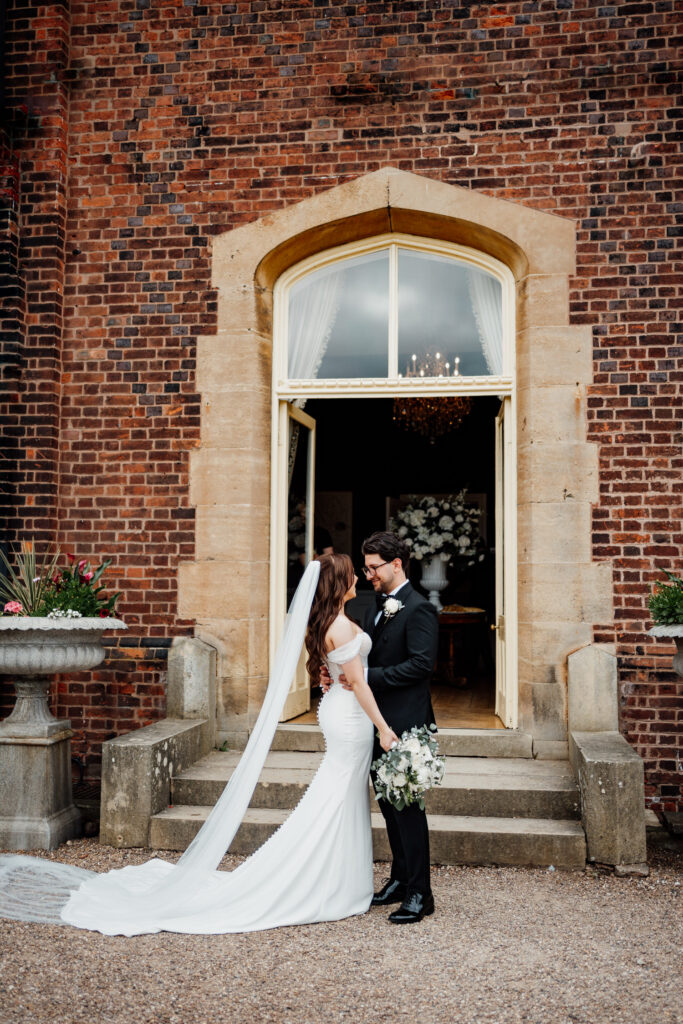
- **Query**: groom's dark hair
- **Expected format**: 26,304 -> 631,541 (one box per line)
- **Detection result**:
362,531 -> 410,570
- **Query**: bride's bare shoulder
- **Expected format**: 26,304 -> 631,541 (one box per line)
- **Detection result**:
325,614 -> 361,650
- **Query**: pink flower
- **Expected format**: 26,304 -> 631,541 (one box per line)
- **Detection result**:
78,560 -> 88,572
67,553 -> 75,563
84,571 -> 94,582
3,601 -> 24,615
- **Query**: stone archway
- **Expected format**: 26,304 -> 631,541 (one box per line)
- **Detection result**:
178,167 -> 612,749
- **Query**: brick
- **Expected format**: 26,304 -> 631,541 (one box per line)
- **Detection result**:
0,1 -> 680,805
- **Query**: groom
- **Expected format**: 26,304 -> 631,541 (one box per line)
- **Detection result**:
360,531 -> 439,924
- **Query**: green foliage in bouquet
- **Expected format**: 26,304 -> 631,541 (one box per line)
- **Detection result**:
648,571 -> 683,626
0,542 -> 121,618
371,723 -> 445,811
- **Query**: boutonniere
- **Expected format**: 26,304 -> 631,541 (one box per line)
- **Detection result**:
383,597 -> 404,621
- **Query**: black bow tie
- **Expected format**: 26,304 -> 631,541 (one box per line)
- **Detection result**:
375,593 -> 388,611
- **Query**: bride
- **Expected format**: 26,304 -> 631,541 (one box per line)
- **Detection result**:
0,554 -> 398,934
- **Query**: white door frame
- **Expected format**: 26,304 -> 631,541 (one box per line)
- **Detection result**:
269,234 -> 518,729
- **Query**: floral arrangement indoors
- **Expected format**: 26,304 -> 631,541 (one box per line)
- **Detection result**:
389,491 -> 485,568
0,542 -> 121,619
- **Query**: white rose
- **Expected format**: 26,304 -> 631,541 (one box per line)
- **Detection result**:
459,535 -> 468,547
393,772 -> 406,788
384,597 -> 401,616
439,515 -> 454,530
416,767 -> 431,785
377,765 -> 389,782
403,737 -> 422,755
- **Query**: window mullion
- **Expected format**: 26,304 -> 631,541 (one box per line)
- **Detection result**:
388,244 -> 398,378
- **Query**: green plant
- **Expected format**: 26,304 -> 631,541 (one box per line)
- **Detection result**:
0,544 -> 120,617
648,571 -> 683,626
0,542 -> 61,615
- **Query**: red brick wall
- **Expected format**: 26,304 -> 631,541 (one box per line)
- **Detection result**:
2,0 -> 681,803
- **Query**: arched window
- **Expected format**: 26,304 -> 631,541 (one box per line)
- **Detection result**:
279,237 -> 512,387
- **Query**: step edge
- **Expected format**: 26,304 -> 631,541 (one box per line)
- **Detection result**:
153,805 -> 585,836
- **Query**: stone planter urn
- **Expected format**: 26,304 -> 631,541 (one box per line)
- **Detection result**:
420,555 -> 449,612
0,616 -> 126,850
648,623 -> 683,678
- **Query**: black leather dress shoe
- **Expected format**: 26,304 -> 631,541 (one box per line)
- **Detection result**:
371,879 -> 407,907
388,890 -> 435,924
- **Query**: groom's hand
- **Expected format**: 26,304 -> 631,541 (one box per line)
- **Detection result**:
319,665 -> 332,693
338,671 -> 353,692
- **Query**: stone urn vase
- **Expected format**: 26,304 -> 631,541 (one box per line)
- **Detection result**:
0,616 -> 126,850
420,555 -> 449,612
648,623 -> 683,678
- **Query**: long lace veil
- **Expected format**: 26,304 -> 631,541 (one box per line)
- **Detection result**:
0,560 -> 321,928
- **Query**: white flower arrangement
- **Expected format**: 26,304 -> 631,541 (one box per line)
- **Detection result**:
383,597 -> 404,620
371,724 -> 445,811
390,491 -> 485,567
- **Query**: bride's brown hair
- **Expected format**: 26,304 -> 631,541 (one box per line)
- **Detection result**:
305,553 -> 355,684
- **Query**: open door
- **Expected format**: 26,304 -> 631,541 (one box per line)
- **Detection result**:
277,401 -> 316,721
494,397 -> 518,727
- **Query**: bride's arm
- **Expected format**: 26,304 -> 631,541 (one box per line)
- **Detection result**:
340,654 -> 399,752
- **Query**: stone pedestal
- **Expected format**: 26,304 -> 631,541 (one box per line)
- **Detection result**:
0,676 -> 81,849
649,625 -> 683,678
0,617 -> 126,851
0,725 -> 81,850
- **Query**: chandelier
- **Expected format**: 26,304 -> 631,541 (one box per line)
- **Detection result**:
393,351 -> 472,443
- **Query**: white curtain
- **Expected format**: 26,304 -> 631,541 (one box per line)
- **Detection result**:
288,266 -> 343,406
467,269 -> 503,376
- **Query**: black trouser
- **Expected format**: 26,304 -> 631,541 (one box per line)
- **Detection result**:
375,789 -> 431,896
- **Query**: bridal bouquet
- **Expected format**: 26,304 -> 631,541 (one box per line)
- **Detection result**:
371,724 -> 445,811
389,492 -> 485,567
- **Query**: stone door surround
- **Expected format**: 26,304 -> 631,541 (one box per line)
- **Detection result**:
179,167 -> 612,746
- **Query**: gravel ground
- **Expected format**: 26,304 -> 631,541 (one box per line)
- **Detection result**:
0,840 -> 680,1024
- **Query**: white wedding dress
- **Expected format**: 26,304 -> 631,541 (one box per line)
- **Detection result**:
0,563 -> 376,936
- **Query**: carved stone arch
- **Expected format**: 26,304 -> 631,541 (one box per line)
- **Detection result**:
180,167 -> 612,746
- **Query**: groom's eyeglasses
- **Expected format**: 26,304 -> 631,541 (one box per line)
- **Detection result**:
361,561 -> 389,577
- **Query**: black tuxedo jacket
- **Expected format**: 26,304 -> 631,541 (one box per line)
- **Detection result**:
363,582 -> 439,738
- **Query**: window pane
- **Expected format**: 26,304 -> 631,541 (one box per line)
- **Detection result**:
397,249 -> 502,377
288,250 -> 389,379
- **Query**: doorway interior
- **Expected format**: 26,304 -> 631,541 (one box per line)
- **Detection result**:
287,395 -> 504,730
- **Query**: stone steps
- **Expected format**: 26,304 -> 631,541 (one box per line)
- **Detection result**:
171,750 -> 581,820
148,725 -> 586,870
150,805 -> 586,870
270,724 -> 535,757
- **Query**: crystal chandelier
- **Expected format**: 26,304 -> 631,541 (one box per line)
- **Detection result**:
393,351 -> 472,443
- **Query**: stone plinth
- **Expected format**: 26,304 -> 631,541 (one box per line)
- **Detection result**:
567,644 -> 618,736
570,730 -> 647,868
0,726 -> 81,850
100,717 -> 212,847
